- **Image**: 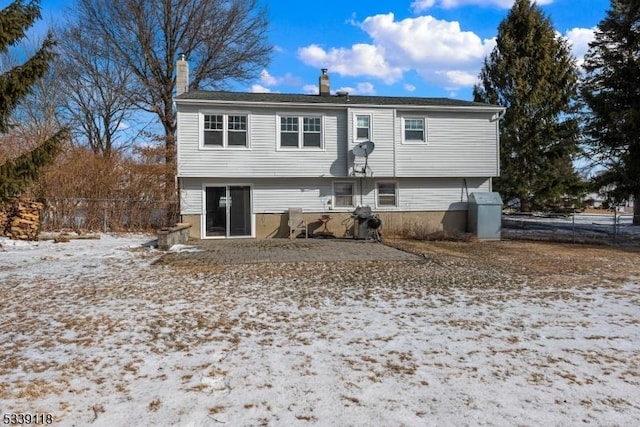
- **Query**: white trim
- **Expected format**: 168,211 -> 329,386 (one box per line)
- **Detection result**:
199,110 -> 252,150
331,180 -> 356,210
375,180 -> 399,209
353,112 -> 373,143
275,112 -> 326,151
176,98 -> 506,114
401,116 -> 427,144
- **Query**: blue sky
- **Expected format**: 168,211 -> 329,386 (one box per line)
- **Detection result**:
34,0 -> 612,100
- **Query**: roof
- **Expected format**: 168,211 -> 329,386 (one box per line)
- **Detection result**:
175,90 -> 503,110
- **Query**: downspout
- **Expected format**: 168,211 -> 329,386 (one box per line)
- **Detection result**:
492,108 -> 507,192
393,109 -> 397,178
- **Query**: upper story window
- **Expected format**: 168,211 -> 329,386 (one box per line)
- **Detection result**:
303,117 -> 321,147
279,115 -> 323,149
280,117 -> 299,147
203,113 -> 248,148
403,117 -> 426,143
204,114 -> 223,146
355,115 -> 371,140
228,115 -> 247,146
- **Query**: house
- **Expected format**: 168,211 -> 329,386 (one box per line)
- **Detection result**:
174,64 -> 505,239
584,187 -> 635,213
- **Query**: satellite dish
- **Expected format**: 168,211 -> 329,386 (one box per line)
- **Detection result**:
353,140 -> 375,158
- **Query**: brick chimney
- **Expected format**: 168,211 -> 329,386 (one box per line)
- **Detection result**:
176,54 -> 189,96
319,68 -> 330,96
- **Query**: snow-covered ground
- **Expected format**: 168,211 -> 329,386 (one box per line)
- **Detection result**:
503,213 -> 640,244
1,234 -> 639,426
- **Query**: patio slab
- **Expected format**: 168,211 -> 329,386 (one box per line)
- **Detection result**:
160,237 -> 422,264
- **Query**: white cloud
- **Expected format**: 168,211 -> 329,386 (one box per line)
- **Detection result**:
437,70 -> 478,86
564,27 -> 596,66
335,82 -> 376,95
298,13 -> 495,89
260,70 -> 278,86
259,69 -> 301,87
361,14 -> 492,67
116,121 -> 130,131
404,83 -> 417,92
250,84 -> 271,93
335,86 -> 355,94
298,43 -> 404,84
302,84 -> 319,94
411,0 -> 553,12
410,0 -> 436,13
356,82 -> 376,94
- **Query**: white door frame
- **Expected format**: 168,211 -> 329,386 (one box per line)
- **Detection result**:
201,183 -> 254,239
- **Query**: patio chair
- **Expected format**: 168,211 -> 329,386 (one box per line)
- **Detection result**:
288,208 -> 308,239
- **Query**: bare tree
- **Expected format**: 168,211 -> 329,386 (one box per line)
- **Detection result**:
56,27 -> 144,158
72,0 -> 272,214
7,41 -> 67,146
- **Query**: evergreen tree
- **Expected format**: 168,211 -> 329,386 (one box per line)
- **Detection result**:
0,0 -> 64,201
473,0 -> 584,212
581,0 -> 640,225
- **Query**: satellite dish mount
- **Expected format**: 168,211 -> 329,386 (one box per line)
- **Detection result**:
352,140 -> 375,176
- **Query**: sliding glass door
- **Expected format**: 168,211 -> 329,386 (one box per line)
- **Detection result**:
205,186 -> 252,238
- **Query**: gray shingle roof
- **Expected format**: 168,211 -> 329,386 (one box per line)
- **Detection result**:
175,90 -> 500,109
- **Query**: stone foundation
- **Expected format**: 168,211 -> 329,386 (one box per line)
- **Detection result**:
181,211 -> 467,239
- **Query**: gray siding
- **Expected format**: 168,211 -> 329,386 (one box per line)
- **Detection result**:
347,108 -> 395,176
177,105 -> 348,178
179,177 -> 490,215
395,111 -> 498,177
177,103 -> 500,180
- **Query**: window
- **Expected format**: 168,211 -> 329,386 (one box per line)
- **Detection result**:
334,182 -> 354,208
228,115 -> 247,146
355,115 -> 370,140
404,118 -> 425,142
280,117 -> 299,147
377,182 -> 397,207
204,114 -> 223,146
202,113 -> 248,148
279,115 -> 323,149
303,117 -> 321,147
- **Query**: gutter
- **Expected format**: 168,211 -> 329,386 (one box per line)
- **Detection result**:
174,98 -> 507,114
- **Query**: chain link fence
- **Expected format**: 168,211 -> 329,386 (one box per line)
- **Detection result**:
40,197 -> 177,232
502,211 -> 639,246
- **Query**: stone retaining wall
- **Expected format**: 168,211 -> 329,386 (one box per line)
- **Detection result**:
157,223 -> 192,250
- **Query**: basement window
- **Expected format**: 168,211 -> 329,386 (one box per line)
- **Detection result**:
377,182 -> 397,207
333,182 -> 355,208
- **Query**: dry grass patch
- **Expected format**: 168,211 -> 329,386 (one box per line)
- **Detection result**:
386,239 -> 640,287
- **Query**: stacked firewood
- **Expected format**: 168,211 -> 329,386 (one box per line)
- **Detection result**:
1,197 -> 44,240
0,209 -> 7,234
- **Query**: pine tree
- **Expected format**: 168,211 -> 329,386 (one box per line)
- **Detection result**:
473,0 -> 584,212
0,0 -> 64,201
581,0 -> 640,225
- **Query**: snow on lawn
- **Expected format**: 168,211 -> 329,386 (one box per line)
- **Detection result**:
1,234 -> 639,426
